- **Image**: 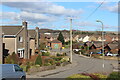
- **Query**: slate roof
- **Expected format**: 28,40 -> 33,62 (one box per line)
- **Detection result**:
28,30 -> 36,38
1,26 -> 22,35
51,40 -> 62,43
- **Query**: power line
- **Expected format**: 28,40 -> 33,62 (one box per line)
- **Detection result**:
84,0 -> 106,21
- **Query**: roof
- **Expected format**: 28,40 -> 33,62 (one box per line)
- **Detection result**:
51,40 -> 62,43
28,30 -> 36,38
1,26 -> 22,35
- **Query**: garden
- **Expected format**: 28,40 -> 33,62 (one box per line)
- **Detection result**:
66,72 -> 120,80
5,51 -> 70,74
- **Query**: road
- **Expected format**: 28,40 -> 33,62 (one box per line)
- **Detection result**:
27,53 -> 118,78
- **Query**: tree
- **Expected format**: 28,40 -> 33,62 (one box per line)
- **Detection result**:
57,32 -> 65,44
35,54 -> 42,66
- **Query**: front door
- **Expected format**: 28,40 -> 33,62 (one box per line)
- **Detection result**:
54,44 -> 59,49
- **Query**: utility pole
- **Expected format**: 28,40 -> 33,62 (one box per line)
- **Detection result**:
70,18 -> 73,63
0,27 -> 3,64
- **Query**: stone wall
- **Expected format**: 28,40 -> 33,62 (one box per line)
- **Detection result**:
27,65 -> 56,74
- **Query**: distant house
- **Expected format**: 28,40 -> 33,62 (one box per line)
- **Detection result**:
73,35 -> 79,42
104,35 -> 112,42
47,40 -> 62,49
89,36 -> 97,42
83,35 -> 90,42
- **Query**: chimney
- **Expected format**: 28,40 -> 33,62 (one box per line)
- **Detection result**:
22,20 -> 27,27
22,21 -> 29,59
35,27 -> 40,50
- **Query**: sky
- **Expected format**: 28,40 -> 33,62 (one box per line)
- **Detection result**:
0,0 -> 118,31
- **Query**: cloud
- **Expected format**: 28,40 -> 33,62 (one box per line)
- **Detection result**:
0,12 -> 20,20
2,2 -> 83,16
1,1 -> 83,26
103,4 -> 118,13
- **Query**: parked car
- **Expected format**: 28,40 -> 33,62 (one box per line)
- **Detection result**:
105,52 -> 113,56
40,50 -> 47,53
73,49 -> 81,52
97,52 -> 102,54
0,64 -> 26,80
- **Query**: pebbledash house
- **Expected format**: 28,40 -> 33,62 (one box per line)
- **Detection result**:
1,21 -> 40,63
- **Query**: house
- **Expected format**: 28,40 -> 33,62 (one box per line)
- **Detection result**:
83,35 -> 90,42
78,35 -> 86,42
73,35 -> 79,42
104,35 -> 112,42
1,21 -> 40,61
47,40 -> 62,49
28,27 -> 40,55
89,36 -> 97,42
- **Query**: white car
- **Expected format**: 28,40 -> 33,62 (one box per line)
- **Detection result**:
106,52 -> 113,56
73,49 -> 81,52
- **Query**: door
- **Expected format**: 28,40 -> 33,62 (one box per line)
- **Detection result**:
54,44 -> 59,49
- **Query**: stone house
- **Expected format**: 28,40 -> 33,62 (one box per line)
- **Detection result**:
1,21 -> 40,61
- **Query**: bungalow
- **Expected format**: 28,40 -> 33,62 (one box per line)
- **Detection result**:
47,40 -> 62,49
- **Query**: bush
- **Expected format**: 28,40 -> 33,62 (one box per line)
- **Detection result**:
35,54 -> 42,66
57,53 -> 62,56
55,61 -> 61,66
42,52 -> 50,56
52,57 -> 62,61
44,63 -> 51,66
5,52 -> 21,65
107,72 -> 119,80
44,58 -> 55,65
66,74 -> 92,80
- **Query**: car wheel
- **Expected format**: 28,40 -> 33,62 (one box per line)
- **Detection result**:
21,76 -> 26,80
2,78 -> 6,80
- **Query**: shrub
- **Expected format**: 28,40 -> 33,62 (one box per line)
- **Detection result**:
44,58 -> 55,65
44,63 -> 51,66
107,72 -> 119,80
35,54 -> 42,66
20,65 -> 27,72
5,52 -> 21,65
55,61 -> 61,66
26,62 -> 31,72
42,52 -> 50,56
66,74 -> 92,80
52,57 -> 62,61
92,73 -> 107,79
57,53 -> 62,56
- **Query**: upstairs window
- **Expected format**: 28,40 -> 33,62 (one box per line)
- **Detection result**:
19,36 -> 23,42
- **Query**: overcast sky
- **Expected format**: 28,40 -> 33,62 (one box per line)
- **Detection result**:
0,0 -> 118,31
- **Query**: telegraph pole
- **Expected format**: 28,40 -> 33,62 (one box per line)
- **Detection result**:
70,18 -> 73,63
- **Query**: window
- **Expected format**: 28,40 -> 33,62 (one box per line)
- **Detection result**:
18,49 -> 24,58
19,36 -> 23,42
14,65 -> 21,72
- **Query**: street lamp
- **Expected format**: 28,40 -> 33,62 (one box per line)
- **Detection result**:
96,20 -> 105,69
